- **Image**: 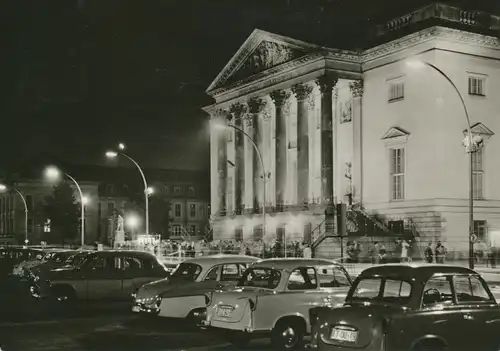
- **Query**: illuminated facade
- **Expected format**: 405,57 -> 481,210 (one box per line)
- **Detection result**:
205,3 -> 500,254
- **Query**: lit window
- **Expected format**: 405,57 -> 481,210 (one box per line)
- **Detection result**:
190,224 -> 197,235
189,204 -> 196,218
44,219 -> 51,233
188,186 -> 195,195
174,203 -> 181,217
469,76 -> 486,96
388,80 -> 404,102
390,148 -> 405,200
174,187 -> 181,193
472,147 -> 484,200
171,224 -> 182,236
474,220 -> 487,241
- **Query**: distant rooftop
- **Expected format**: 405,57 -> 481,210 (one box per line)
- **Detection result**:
367,2 -> 500,46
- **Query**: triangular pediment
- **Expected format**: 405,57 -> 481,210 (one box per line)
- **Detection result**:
207,29 -> 319,93
381,127 -> 411,140
463,122 -> 495,136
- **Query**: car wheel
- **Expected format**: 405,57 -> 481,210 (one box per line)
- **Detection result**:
186,308 -> 207,327
227,331 -> 251,348
271,319 -> 305,350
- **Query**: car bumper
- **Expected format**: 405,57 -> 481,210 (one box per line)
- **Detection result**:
132,303 -> 160,315
201,319 -> 257,333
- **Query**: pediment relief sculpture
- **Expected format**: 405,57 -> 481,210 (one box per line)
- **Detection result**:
226,41 -> 307,85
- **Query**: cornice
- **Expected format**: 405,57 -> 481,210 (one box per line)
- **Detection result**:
205,26 -> 500,110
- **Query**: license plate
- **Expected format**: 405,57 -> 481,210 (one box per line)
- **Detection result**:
217,307 -> 233,317
331,328 -> 358,342
132,305 -> 141,313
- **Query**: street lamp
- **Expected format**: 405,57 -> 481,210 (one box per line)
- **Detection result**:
213,121 -> 268,244
406,59 -> 481,269
106,143 -> 151,235
44,166 -> 87,249
0,184 -> 29,246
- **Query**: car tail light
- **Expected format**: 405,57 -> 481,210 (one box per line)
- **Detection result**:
204,292 -> 212,306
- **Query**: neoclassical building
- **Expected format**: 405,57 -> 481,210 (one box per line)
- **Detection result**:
204,2 -> 500,256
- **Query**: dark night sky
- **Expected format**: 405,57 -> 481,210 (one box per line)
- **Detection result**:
1,0 -> 497,172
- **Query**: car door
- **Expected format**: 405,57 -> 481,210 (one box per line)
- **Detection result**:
85,254 -> 124,301
317,265 -> 352,306
121,255 -> 166,299
453,274 -> 500,350
407,275 -> 466,351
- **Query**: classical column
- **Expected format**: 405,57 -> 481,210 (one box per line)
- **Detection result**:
248,98 -> 267,211
216,110 -> 229,215
292,83 -> 313,205
316,75 -> 338,204
270,90 -> 290,209
349,79 -> 364,204
230,103 -> 247,214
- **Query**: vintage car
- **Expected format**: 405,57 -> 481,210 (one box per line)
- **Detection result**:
12,248 -> 73,278
27,250 -> 90,281
202,258 -> 352,349
30,250 -> 169,302
308,264 -> 500,351
7,247 -> 46,278
132,254 -> 260,318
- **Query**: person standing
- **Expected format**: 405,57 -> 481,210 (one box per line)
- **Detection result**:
303,244 -> 312,259
435,241 -> 446,264
424,242 -> 434,263
400,239 -> 410,263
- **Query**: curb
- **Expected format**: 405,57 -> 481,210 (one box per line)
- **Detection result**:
175,343 -> 230,351
0,315 -> 136,328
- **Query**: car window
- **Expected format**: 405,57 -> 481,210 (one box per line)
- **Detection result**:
122,256 -> 143,270
221,264 -> 241,282
423,276 -> 454,307
204,266 -> 219,281
383,279 -> 412,303
352,278 -> 382,299
454,276 -> 492,303
318,265 -> 351,287
170,262 -> 202,281
287,267 -> 318,290
238,268 -> 281,289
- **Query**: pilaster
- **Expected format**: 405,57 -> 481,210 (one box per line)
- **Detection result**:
349,79 -> 364,204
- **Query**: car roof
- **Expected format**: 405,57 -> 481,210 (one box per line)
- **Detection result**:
87,250 -> 157,259
184,254 -> 261,265
359,263 -> 477,281
252,258 -> 343,271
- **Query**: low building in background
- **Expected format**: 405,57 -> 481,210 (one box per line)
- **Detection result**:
0,161 -> 209,246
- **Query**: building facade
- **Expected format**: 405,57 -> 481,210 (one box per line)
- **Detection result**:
205,3 -> 500,256
0,165 -> 210,246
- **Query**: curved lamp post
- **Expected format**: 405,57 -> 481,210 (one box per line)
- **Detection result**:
0,184 -> 29,246
106,143 -> 152,235
406,59 -> 482,269
45,166 -> 87,249
213,122 -> 268,251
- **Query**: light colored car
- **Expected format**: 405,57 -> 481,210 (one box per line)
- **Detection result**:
30,250 -> 170,302
132,254 -> 260,318
202,258 -> 352,349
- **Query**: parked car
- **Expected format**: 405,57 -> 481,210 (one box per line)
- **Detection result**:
30,250 -> 170,302
27,250 -> 90,281
1,247 -> 44,279
133,254 -> 260,319
308,263 -> 500,351
13,248 -> 71,278
202,258 -> 352,349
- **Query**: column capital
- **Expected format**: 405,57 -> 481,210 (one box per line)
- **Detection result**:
248,98 -> 268,114
229,103 -> 248,120
349,79 -> 364,98
213,108 -> 231,122
315,75 -> 338,94
270,90 -> 291,107
292,83 -> 313,101
244,114 -> 253,128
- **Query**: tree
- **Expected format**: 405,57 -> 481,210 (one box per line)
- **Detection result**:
44,181 -> 80,245
149,195 -> 173,239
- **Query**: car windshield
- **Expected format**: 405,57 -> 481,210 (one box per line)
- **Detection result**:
237,267 -> 282,290
169,262 -> 202,281
349,277 -> 413,305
